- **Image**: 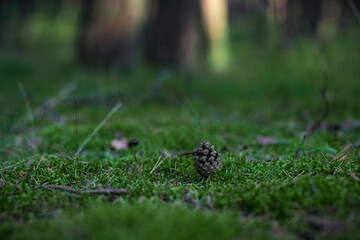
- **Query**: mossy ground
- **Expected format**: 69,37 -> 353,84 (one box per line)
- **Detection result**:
1,12 -> 360,240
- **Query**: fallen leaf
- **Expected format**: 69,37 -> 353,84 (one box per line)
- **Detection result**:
110,138 -> 139,150
323,120 -> 360,131
0,179 -> 5,188
111,139 -> 129,150
257,136 -> 278,146
25,160 -> 33,167
340,120 -> 360,130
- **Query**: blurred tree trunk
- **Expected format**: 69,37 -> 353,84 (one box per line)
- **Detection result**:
77,0 -> 147,69
285,0 -> 323,38
316,0 -> 343,39
145,0 -> 200,69
0,0 -> 35,43
200,0 -> 230,72
0,0 -> 3,43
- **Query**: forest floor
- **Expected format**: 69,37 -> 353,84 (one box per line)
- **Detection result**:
1,23 -> 360,239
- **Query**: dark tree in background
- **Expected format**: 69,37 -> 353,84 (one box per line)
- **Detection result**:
284,0 -> 323,38
0,0 -> 64,44
77,0 -> 147,69
0,0 -> 35,43
284,0 -> 360,38
145,0 -> 201,69
3,0 -> 358,70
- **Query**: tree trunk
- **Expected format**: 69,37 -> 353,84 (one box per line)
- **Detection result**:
145,0 -> 200,69
77,0 -> 147,69
285,0 -> 323,38
200,0 -> 230,71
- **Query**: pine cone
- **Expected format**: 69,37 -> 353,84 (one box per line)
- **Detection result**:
193,142 -> 222,178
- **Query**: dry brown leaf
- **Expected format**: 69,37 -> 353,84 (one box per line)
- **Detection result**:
0,179 -> 5,188
257,136 -> 278,146
25,160 -> 33,167
110,138 -> 139,150
111,139 -> 129,150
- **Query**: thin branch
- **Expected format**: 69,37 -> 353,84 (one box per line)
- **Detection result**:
83,189 -> 128,194
150,156 -> 167,174
293,170 -> 305,180
75,96 -> 80,160
303,73 -> 330,139
179,151 -> 196,157
34,184 -> 128,195
34,185 -> 78,193
35,154 -> 45,171
294,135 -> 307,159
293,77 -> 330,163
306,74 -> 330,136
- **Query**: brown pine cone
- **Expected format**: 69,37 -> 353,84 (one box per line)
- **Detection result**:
193,142 -> 222,178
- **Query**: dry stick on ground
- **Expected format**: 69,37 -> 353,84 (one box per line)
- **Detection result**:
306,73 -> 330,136
34,154 -> 45,171
293,170 -> 305,180
332,144 -> 353,162
179,151 -> 197,157
34,185 -> 128,195
294,74 -> 330,159
294,135 -> 307,159
150,156 -> 168,174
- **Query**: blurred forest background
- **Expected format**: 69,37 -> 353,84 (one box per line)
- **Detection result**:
0,0 -> 360,119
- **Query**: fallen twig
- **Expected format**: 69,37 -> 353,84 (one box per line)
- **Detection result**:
34,185 -> 78,193
331,144 -> 353,162
294,135 -> 307,159
34,184 -> 128,195
294,74 -> 329,160
35,154 -> 45,171
179,151 -> 196,157
293,170 -> 305,180
83,189 -> 128,194
306,73 -> 330,136
150,156 -> 167,174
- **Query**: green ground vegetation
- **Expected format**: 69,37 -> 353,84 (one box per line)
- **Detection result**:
1,11 -> 360,240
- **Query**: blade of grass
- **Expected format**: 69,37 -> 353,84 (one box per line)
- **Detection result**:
18,82 -> 34,123
75,102 -> 122,157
